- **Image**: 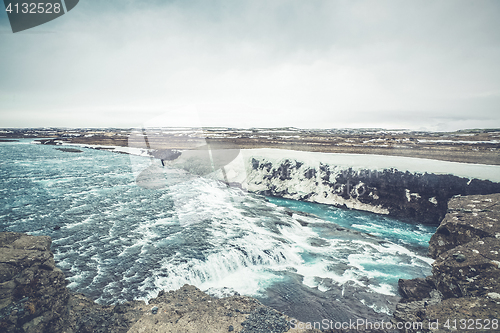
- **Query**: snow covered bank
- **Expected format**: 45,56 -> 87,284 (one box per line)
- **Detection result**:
215,149 -> 500,225
236,149 -> 500,182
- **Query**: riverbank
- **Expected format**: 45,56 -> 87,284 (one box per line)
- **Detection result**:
2,127 -> 499,165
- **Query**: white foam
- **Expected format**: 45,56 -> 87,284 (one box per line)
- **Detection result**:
150,247 -> 291,298
364,301 -> 393,315
369,283 -> 396,296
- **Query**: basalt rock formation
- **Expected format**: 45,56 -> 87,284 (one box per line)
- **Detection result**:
393,194 -> 500,332
247,158 -> 500,225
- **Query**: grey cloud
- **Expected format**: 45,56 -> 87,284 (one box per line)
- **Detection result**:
0,0 -> 499,129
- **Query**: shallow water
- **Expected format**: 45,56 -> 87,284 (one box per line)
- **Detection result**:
0,140 -> 434,320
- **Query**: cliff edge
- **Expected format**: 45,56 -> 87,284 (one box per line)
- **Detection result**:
394,193 -> 500,332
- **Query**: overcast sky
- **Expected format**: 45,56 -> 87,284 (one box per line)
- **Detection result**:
1,0 -> 499,131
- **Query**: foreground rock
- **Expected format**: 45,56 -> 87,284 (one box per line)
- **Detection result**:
0,232 -> 318,333
127,286 -> 294,333
0,233 -> 69,333
428,194 -> 500,257
394,194 -> 500,332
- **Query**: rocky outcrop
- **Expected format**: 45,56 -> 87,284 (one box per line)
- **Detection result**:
0,233 -> 70,333
428,194 -> 500,257
0,232 -> 318,333
246,158 -> 500,225
127,286 -> 295,333
393,194 -> 500,332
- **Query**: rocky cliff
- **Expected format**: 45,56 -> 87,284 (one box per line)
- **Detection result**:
246,158 -> 500,225
393,193 -> 500,332
0,233 -> 69,333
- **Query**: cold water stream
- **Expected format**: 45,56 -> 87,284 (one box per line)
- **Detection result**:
0,140 -> 435,322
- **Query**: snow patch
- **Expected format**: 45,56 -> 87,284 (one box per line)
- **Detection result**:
405,189 -> 421,202
488,292 -> 500,299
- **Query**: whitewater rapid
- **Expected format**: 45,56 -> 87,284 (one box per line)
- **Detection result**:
0,140 -> 435,321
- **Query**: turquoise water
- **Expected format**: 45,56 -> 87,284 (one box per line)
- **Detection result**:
0,139 -> 434,317
266,197 -> 435,250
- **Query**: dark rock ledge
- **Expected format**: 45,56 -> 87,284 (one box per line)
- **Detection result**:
394,193 -> 500,333
0,232 -> 319,333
